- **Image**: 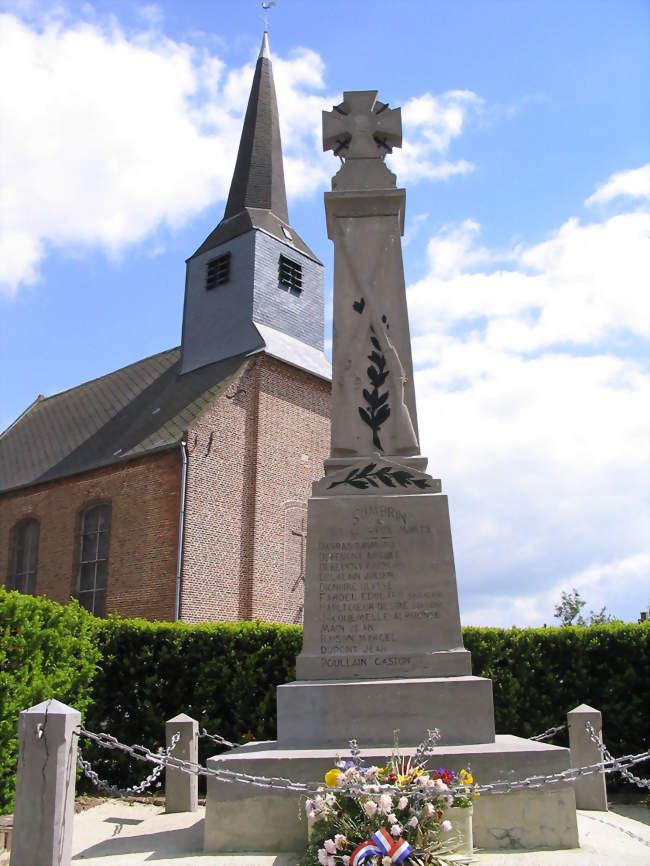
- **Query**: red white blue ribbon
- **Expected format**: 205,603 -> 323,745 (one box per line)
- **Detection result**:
350,827 -> 413,865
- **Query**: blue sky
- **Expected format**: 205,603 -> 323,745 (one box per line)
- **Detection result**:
1,0 -> 649,625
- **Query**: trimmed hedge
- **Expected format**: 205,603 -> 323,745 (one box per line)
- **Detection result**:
1,588 -> 648,809
0,587 -> 99,813
464,624 -> 650,761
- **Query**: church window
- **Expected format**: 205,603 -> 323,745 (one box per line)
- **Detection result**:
8,518 -> 39,594
206,253 -> 230,289
77,503 -> 110,616
279,254 -> 302,296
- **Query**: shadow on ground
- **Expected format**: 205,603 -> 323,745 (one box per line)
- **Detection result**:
73,816 -> 204,860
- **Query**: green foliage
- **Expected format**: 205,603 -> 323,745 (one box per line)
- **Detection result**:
82,615 -> 302,791
463,621 -> 650,761
553,588 -> 617,626
0,587 -> 99,814
1,588 -> 648,805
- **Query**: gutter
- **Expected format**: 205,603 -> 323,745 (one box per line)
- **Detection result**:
174,440 -> 188,621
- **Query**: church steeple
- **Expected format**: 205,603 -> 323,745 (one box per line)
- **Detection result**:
223,31 -> 289,224
180,29 -> 327,380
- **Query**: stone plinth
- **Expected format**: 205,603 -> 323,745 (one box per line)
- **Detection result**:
277,675 -> 495,747
296,481 -> 471,682
204,737 -> 578,853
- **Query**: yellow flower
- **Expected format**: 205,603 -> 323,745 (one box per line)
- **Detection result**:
324,768 -> 340,787
459,769 -> 474,785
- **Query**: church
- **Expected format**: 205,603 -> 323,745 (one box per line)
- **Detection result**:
0,32 -> 331,625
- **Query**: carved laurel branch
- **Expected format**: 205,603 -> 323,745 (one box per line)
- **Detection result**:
328,463 -> 431,491
358,329 -> 390,451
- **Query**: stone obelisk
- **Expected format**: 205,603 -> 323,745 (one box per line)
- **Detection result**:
278,91 -> 495,747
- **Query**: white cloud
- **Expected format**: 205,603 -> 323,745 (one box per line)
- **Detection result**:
408,175 -> 650,626
0,13 -> 332,294
388,90 -> 481,183
586,164 -> 650,206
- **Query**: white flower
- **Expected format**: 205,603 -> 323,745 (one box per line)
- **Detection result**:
314,795 -> 325,812
366,765 -> 380,779
334,834 -> 347,850
408,816 -> 418,828
305,799 -> 313,813
379,793 -> 393,814
424,802 -> 435,817
363,800 -> 378,817
387,813 -> 397,824
325,793 -> 336,806
433,779 -> 448,792
382,858 -> 393,866
442,820 -> 452,833
327,857 -> 335,866
397,796 -> 409,811
342,858 -> 350,866
390,823 -> 403,837
324,839 -> 337,854
317,849 -> 329,865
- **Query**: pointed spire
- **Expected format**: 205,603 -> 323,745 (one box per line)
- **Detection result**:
223,30 -> 288,224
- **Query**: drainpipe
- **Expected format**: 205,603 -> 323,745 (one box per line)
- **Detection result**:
174,440 -> 188,621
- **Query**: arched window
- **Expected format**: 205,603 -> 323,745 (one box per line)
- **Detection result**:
8,518 -> 39,594
77,504 -> 110,616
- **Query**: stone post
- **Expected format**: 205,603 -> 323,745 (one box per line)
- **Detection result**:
567,703 -> 608,811
11,698 -> 81,866
165,713 -> 198,813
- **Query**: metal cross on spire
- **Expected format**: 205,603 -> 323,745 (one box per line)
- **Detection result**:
322,91 -> 402,160
261,0 -> 276,32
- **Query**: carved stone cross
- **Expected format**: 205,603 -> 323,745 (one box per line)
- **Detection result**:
322,90 -> 402,159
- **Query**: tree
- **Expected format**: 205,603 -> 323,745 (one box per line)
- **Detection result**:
554,588 -> 616,626
554,588 -> 586,626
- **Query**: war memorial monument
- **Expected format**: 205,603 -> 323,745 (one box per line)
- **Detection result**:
204,90 -> 579,855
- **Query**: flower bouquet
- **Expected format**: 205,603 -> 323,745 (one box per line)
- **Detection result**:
299,731 -> 478,866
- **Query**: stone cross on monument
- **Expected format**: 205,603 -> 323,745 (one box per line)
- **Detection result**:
322,91 -> 402,158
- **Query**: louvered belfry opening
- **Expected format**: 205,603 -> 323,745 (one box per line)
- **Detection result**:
278,254 -> 302,296
206,253 -> 231,290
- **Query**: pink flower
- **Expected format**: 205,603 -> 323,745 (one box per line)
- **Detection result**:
324,839 -> 337,854
387,813 -> 397,824
390,824 -> 403,837
334,834 -> 347,850
379,793 -> 393,814
317,849 -> 328,865
424,802 -> 435,817
442,820 -> 452,833
364,800 -> 378,817
408,816 -> 418,828
397,796 -> 408,811
342,858 -> 350,866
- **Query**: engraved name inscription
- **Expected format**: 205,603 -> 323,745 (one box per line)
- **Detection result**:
318,506 -> 443,668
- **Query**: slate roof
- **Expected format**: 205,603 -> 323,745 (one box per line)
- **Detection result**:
190,32 -> 319,264
0,349 -> 247,494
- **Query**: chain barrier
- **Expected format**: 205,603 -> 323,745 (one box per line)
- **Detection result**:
76,724 -> 650,798
200,729 -> 236,749
76,730 -> 180,798
531,723 -> 566,742
585,721 -> 650,790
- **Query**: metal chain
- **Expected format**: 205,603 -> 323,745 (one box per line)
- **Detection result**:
200,729 -> 236,749
531,723 -> 567,742
77,731 -> 180,797
77,725 -> 650,798
585,721 -> 650,790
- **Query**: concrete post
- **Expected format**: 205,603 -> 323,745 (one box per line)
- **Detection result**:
165,713 -> 198,813
567,703 -> 608,811
11,698 -> 81,866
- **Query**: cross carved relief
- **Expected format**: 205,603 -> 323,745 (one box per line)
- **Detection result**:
322,91 -> 402,159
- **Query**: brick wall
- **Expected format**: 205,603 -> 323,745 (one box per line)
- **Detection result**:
0,450 -> 182,620
180,353 -> 330,624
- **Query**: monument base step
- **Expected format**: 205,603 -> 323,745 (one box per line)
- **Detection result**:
277,675 -> 495,747
204,735 -> 579,854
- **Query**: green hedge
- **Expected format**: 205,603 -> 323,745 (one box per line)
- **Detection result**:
1,588 -> 648,810
464,623 -> 650,761
0,587 -> 99,813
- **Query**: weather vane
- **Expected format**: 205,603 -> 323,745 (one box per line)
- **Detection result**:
261,1 -> 276,31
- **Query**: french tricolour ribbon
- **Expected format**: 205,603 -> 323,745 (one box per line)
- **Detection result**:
351,828 -> 413,865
